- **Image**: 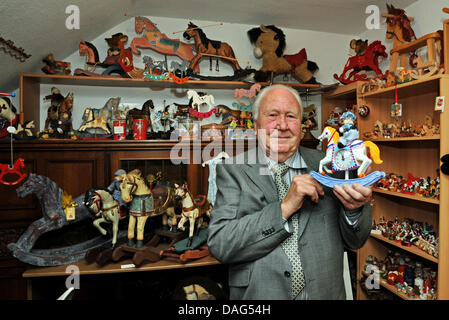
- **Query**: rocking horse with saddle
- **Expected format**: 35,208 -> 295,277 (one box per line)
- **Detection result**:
310,113 -> 386,188
382,4 -> 444,86
333,40 -> 388,84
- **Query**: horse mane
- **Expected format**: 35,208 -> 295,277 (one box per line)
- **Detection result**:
386,4 -> 416,42
84,41 -> 100,62
247,25 -> 286,57
188,22 -> 211,49
137,16 -> 160,32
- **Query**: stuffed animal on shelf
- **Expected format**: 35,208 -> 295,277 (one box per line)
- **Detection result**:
350,39 -> 369,55
0,97 -> 19,138
247,25 -> 319,84
0,96 -> 34,139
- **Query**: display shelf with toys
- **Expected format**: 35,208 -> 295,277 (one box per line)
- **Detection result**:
361,250 -> 438,300
322,74 -> 449,300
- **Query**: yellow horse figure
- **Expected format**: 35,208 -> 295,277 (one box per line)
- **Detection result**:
317,126 -> 383,179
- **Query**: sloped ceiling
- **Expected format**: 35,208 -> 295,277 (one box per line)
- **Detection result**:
0,0 -> 417,92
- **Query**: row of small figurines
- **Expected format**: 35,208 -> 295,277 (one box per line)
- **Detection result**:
371,216 -> 439,258
374,172 -> 440,200
363,250 -> 437,300
363,116 -> 440,140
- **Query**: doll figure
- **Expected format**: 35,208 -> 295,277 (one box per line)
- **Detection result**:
107,169 -> 128,214
337,111 -> 359,148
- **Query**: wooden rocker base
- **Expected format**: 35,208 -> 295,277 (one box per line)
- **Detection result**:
111,228 -> 188,266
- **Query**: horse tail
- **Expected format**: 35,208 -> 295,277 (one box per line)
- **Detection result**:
364,141 -> 383,164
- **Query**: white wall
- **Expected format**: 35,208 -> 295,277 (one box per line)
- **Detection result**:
37,15 -> 357,134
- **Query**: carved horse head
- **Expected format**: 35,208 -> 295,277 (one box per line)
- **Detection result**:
382,4 -> 416,42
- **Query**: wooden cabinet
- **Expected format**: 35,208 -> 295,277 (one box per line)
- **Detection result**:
322,75 -> 449,300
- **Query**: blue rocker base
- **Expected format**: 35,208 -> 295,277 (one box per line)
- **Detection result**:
310,170 -> 386,188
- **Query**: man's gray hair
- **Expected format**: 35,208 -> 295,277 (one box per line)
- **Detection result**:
252,84 -> 303,120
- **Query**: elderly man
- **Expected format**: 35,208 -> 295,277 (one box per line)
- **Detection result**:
207,84 -> 372,300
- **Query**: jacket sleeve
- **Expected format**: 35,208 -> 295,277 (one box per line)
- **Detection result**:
207,163 -> 290,264
337,201 -> 372,250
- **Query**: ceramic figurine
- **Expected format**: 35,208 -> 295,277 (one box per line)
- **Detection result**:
312,124 -> 385,186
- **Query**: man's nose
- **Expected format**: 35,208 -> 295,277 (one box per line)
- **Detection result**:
276,115 -> 288,129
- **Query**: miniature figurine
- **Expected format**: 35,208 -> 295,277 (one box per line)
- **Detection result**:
337,111 -> 359,148
107,169 -> 128,214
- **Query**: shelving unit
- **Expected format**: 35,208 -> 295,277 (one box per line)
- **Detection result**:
322,75 -> 449,300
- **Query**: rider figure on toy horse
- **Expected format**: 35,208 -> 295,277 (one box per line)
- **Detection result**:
337,112 -> 359,149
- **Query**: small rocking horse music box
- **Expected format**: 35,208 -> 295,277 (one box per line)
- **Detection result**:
310,112 -> 386,188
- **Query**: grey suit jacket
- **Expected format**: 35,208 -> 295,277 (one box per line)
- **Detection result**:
207,146 -> 372,300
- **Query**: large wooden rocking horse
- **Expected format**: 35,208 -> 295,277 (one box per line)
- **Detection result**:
382,4 -> 444,86
183,22 -> 252,79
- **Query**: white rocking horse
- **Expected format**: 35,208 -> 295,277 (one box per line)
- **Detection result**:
317,126 -> 383,180
187,89 -> 215,112
174,183 -> 212,247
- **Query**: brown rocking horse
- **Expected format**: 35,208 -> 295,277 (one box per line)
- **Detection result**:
382,4 -> 444,86
183,22 -> 242,75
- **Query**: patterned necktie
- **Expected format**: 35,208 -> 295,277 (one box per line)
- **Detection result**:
274,163 -> 305,299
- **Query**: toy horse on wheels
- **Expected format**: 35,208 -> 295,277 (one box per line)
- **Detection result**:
311,126 -> 385,188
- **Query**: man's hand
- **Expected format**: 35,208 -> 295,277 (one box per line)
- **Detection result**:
281,174 -> 324,219
333,183 -> 372,211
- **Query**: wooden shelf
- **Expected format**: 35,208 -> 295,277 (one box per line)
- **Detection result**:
373,188 -> 440,205
20,73 -> 320,91
324,81 -> 358,99
23,254 -> 220,278
361,74 -> 446,98
362,271 -> 420,300
370,233 -> 438,264
369,135 -> 440,142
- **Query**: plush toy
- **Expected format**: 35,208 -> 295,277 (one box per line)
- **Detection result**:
350,39 -> 369,55
0,97 -> 19,138
0,97 -> 34,139
247,25 -> 319,83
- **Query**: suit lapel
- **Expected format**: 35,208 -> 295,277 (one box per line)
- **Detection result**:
296,146 -> 319,240
243,162 -> 279,204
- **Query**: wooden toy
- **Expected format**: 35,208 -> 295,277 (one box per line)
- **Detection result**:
129,16 -> 196,67
78,97 -> 120,136
382,4 -> 443,86
174,183 -> 212,247
8,174 -> 128,266
183,22 -> 253,80
84,188 -> 127,247
333,40 -> 388,84
41,53 -> 71,75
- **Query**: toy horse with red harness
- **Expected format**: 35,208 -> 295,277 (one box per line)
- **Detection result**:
84,188 -> 127,247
